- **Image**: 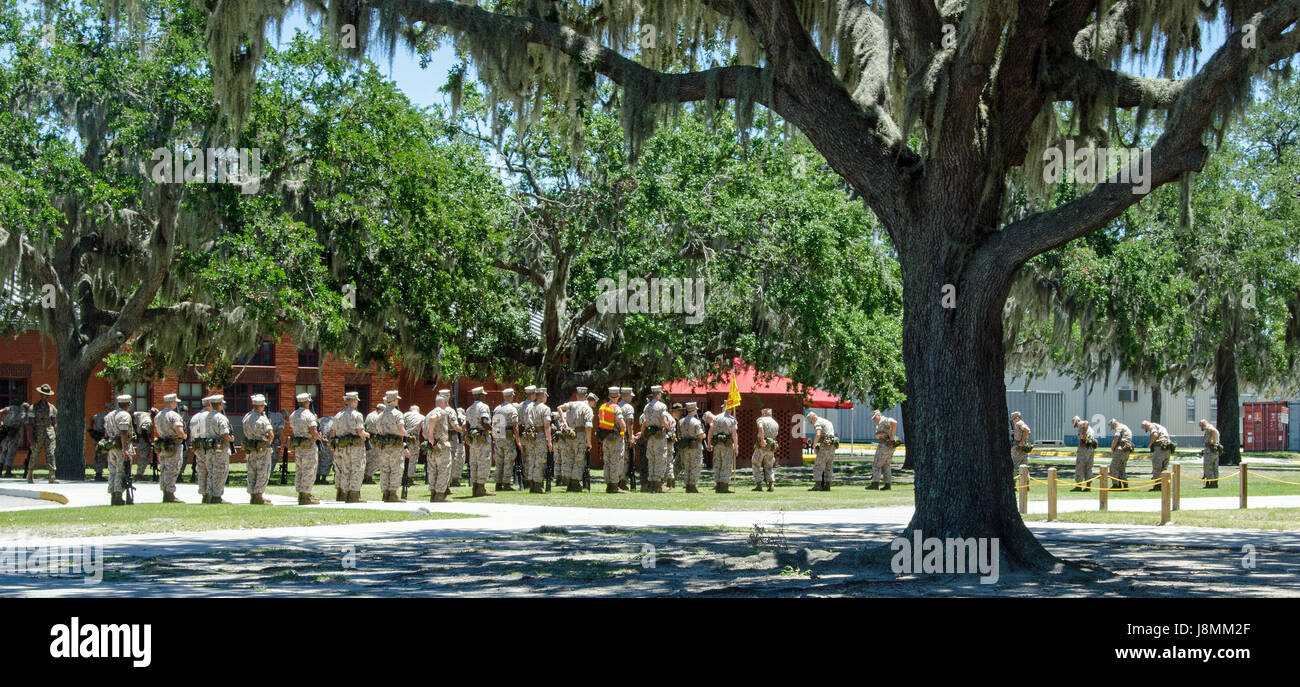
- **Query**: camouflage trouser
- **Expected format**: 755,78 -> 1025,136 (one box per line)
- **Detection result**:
565,440 -> 588,482
713,443 -> 736,484
1202,448 -> 1220,482
337,445 -> 365,492
601,434 -> 626,485
450,441 -> 465,481
1150,445 -> 1172,482
405,442 -> 419,479
872,443 -> 895,484
201,448 -> 230,498
194,447 -> 205,493
0,431 -> 18,467
134,440 -> 152,478
528,436 -> 549,485
364,448 -> 378,478
752,446 -> 775,484
316,446 -> 334,477
158,445 -> 183,492
33,426 -> 56,473
494,437 -> 517,484
468,440 -> 492,484
1074,446 -> 1095,486
647,434 -> 669,483
1109,448 -> 1131,483
378,446 -> 404,492
245,446 -> 273,495
813,443 -> 835,482
427,442 -> 453,494
680,447 -> 703,486
518,433 -> 535,481
107,448 -> 128,494
294,444 -> 318,493
1011,445 -> 1030,470
555,437 -> 571,480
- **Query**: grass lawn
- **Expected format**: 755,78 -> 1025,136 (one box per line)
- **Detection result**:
0,504 -> 475,539
1025,508 -> 1300,531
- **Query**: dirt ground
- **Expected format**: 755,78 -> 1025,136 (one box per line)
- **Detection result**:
11,524 -> 1298,597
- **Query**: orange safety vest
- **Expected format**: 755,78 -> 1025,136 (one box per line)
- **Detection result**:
598,402 -> 618,430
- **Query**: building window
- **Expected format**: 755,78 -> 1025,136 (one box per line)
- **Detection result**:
345,385 -> 369,413
223,383 -> 279,416
297,347 -> 320,368
1186,397 -> 1196,423
233,341 -> 275,367
295,384 -> 319,413
116,382 -> 151,412
1210,397 -> 1218,425
177,382 -> 204,415
0,378 -> 28,407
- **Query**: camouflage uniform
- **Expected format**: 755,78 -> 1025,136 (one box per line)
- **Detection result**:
449,407 -> 466,485
332,406 -> 367,494
375,405 -> 407,493
105,406 -> 135,495
402,408 -> 424,481
599,399 -> 626,489
492,400 -> 520,487
1074,421 -> 1097,488
363,407 -> 382,481
268,410 -> 286,480
189,409 -> 210,494
316,415 -> 335,479
871,416 -> 898,486
288,407 -> 320,494
562,400 -> 592,482
91,406 -> 109,477
753,415 -> 780,486
153,407 -> 186,493
1146,422 -> 1173,483
811,416 -> 837,485
526,401 -> 552,487
0,403 -> 24,471
1110,422 -> 1134,486
425,406 -> 454,496
677,413 -> 704,488
242,408 -> 275,497
132,411 -> 153,480
1011,418 -> 1032,470
518,395 -> 537,485
30,398 -> 57,478
554,404 -> 572,482
642,397 -> 670,486
204,409 -> 233,500
1201,423 -> 1221,486
617,398 -> 636,486
465,399 -> 493,486
710,412 -> 738,486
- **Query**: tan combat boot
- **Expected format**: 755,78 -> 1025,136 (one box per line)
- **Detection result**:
529,482 -> 545,494
606,483 -> 620,494
110,492 -> 125,506
362,475 -> 375,485
752,483 -> 764,492
685,484 -> 699,493
472,483 -> 491,497
249,494 -> 262,505
866,481 -> 879,490
431,491 -> 446,503
298,492 -> 319,505
345,490 -> 365,503
566,479 -> 580,492
617,479 -> 628,491
335,487 -> 345,502
879,483 -> 890,491
767,481 -> 774,492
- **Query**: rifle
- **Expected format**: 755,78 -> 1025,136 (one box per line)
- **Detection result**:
122,454 -> 135,505
627,439 -> 638,492
150,443 -> 159,481
512,443 -> 524,489
278,443 -> 289,485
400,442 -> 413,500
545,446 -> 554,493
582,448 -> 591,492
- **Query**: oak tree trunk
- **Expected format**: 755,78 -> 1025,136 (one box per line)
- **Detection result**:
54,354 -> 91,481
893,230 -> 1058,572
1215,344 -> 1241,466
1149,386 -> 1162,425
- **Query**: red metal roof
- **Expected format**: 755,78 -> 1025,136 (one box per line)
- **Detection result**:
663,359 -> 853,409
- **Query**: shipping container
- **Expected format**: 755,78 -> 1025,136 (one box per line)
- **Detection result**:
1244,401 -> 1288,452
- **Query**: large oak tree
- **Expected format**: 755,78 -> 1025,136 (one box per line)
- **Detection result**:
198,0 -> 1300,570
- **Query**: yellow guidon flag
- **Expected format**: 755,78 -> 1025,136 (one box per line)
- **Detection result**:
726,376 -> 741,411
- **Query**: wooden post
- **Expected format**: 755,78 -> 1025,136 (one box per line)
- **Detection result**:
1172,462 -> 1181,511
1159,470 -> 1172,525
1047,467 -> 1058,522
1098,466 -> 1109,512
1017,464 -> 1029,514
1240,462 -> 1248,509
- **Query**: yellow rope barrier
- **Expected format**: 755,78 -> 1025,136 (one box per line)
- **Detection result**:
1190,470 -> 1240,483
1247,471 -> 1300,486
